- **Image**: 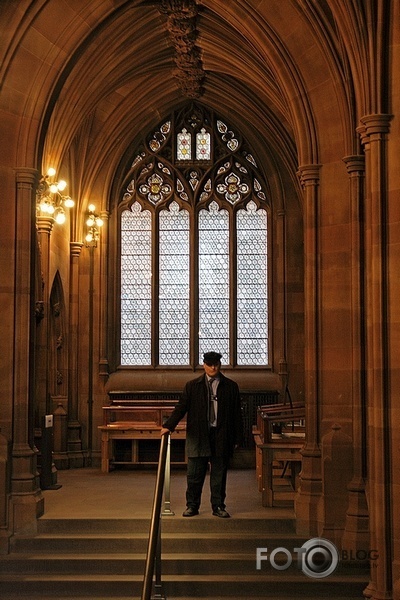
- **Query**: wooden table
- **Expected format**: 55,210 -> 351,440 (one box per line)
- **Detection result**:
99,404 -> 186,472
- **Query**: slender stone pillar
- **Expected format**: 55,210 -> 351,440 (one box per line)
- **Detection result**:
277,209 -> 288,398
98,210 -> 109,378
341,156 -> 370,554
359,114 -> 392,600
10,168 -> 44,533
0,431 -> 11,552
294,165 -> 322,536
321,424 -> 353,547
67,241 -> 84,467
35,217 -> 54,417
35,216 -> 59,486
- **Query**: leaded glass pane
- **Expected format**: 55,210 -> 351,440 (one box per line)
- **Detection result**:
120,106 -> 270,368
159,202 -> 190,365
236,201 -> 268,365
120,202 -> 152,365
198,201 -> 229,360
196,128 -> 211,160
177,128 -> 191,160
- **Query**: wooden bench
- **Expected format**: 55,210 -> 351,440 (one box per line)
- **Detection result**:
99,404 -> 186,472
253,408 -> 305,506
256,405 -> 305,442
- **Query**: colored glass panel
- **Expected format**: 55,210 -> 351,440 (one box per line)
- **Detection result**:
196,128 -> 211,160
177,128 -> 191,160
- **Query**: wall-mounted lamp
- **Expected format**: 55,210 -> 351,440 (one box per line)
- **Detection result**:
36,168 -> 74,224
85,204 -> 103,247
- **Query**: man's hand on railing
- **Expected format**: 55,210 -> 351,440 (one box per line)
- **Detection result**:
160,427 -> 170,436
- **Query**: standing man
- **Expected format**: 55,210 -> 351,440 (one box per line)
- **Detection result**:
161,352 -> 243,518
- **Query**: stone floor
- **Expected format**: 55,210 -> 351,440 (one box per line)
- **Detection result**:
41,466 -> 295,521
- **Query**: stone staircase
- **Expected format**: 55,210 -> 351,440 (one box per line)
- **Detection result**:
0,513 -> 368,599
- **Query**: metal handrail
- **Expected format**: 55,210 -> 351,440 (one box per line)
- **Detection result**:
162,434 -> 175,516
141,431 -> 170,600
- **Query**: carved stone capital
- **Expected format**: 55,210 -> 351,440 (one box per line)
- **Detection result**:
70,241 -> 84,258
36,215 -> 54,235
297,164 -> 321,187
360,113 -> 393,136
342,155 -> 365,174
14,167 -> 38,186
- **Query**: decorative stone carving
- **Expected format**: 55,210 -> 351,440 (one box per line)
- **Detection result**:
53,302 -> 61,318
159,0 -> 205,98
35,300 -> 44,323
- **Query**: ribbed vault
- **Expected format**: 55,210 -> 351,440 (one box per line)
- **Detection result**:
1,0 -> 376,228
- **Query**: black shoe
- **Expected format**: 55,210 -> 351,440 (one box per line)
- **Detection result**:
182,507 -> 199,517
212,507 -> 230,518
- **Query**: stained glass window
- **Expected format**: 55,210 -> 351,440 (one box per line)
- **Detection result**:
196,128 -> 211,160
120,202 -> 152,365
198,201 -> 230,359
177,128 -> 191,160
159,202 -> 190,365
237,201 -> 268,364
120,103 -> 269,368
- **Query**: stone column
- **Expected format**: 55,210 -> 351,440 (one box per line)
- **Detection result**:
67,241 -> 84,467
294,164 -> 322,536
277,209 -> 288,398
321,424 -> 353,547
98,210 -> 109,378
0,430 -> 11,553
35,216 -> 59,487
35,217 -> 54,417
359,114 -> 392,600
341,156 -> 370,554
10,168 -> 44,533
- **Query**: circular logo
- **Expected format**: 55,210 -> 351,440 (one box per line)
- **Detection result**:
297,538 -> 339,579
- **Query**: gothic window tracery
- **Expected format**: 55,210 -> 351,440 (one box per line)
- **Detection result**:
120,103 -> 269,367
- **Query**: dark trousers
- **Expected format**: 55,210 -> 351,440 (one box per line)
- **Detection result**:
186,429 -> 229,509
186,455 -> 229,509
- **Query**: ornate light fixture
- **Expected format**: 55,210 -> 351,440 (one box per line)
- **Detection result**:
85,204 -> 103,247
36,168 -> 74,224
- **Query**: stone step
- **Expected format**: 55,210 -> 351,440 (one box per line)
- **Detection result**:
2,510 -> 369,599
10,531 -> 304,554
0,572 -> 368,598
0,597 -> 367,600
0,551 -> 302,575
0,550 -> 369,576
36,515 -> 296,534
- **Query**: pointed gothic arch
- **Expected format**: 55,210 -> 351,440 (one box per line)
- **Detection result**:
118,102 -> 270,369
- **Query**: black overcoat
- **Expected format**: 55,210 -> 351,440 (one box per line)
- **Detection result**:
163,373 -> 243,458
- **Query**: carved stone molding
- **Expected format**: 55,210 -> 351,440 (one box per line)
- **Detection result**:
35,300 -> 44,323
159,0 -> 205,98
342,155 -> 365,174
297,164 -> 321,188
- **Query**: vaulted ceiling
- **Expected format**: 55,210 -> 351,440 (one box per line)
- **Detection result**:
0,0 -> 387,226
